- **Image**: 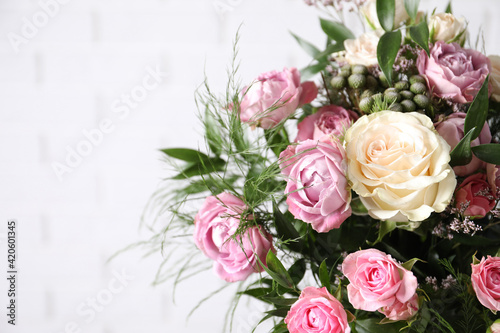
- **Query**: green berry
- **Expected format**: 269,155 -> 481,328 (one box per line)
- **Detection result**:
410,82 -> 427,95
348,74 -> 366,89
400,90 -> 415,100
389,103 -> 403,112
361,89 -> 374,99
409,75 -> 426,84
385,91 -> 401,103
352,64 -> 368,75
401,99 -> 417,112
413,94 -> 430,109
366,75 -> 378,90
331,76 -> 346,89
359,97 -> 374,113
394,80 -> 410,91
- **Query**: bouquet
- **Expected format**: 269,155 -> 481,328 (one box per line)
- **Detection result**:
148,0 -> 500,332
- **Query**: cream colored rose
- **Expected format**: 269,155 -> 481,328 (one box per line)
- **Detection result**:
344,111 -> 456,222
489,55 -> 500,102
429,13 -> 467,44
361,0 -> 409,30
343,30 -> 383,67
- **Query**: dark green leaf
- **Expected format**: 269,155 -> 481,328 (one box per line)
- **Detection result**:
171,157 -> 226,179
409,21 -> 430,56
376,0 -> 396,32
240,287 -> 273,299
404,0 -> 420,21
160,148 -> 209,162
319,18 -> 355,44
445,1 -> 452,13
319,260 -> 331,292
273,201 -> 303,251
464,75 -> 490,140
288,259 -> 306,286
449,127 -> 475,167
264,250 -> 295,289
271,323 -> 289,333
265,307 -> 290,318
300,62 -> 328,80
377,30 -> 401,86
354,318 -> 405,333
351,196 -> 368,215
260,296 -> 298,306
290,32 -> 321,58
472,144 -> 500,164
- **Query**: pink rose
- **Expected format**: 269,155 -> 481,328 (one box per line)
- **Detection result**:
296,105 -> 358,142
455,173 -> 495,218
417,41 -> 491,103
342,249 -> 418,312
240,67 -> 317,129
487,164 -> 500,198
378,293 -> 419,321
193,192 -> 274,282
279,140 -> 351,233
487,319 -> 500,333
435,112 -> 491,176
471,256 -> 500,312
285,287 -> 351,333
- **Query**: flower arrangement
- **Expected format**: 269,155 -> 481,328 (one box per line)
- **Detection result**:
150,0 -> 500,332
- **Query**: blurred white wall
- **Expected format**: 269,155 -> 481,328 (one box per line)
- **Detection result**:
0,0 -> 498,332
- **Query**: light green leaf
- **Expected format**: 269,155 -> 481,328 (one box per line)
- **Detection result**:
472,144 -> 500,164
319,18 -> 355,44
263,250 -> 295,289
367,220 -> 396,246
404,0 -> 420,21
409,21 -> 430,56
377,30 -> 401,86
376,0 -> 396,32
160,148 -> 209,162
464,75 -> 490,140
401,258 -> 425,271
449,127 -> 475,167
319,260 -> 331,291
300,61 -> 328,80
445,1 -> 452,13
290,32 -> 321,58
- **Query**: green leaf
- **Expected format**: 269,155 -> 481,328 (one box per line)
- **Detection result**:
351,196 -> 368,215
401,258 -> 425,271
464,75 -> 490,140
241,287 -> 273,299
264,250 -> 295,289
404,0 -> 420,21
409,21 -> 430,56
472,144 -> 500,164
260,296 -> 298,306
265,307 -> 289,318
334,281 -> 342,301
367,220 -> 396,246
319,260 -> 331,291
376,0 -> 396,32
319,18 -> 355,44
273,201 -> 303,252
204,109 -> 223,156
449,127 -> 475,167
445,1 -> 452,13
354,318 -> 405,333
290,32 -> 321,58
288,259 -> 306,286
300,61 -> 328,80
171,157 -> 226,179
313,43 -> 346,61
377,30 -> 401,86
160,148 -> 209,162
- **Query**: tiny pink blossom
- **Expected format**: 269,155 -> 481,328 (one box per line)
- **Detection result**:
285,287 -> 351,333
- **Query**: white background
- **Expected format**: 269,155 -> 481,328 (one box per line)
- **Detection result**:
0,0 -> 499,332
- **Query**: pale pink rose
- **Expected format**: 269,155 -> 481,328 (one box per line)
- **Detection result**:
435,112 -> 491,176
194,192 -> 274,282
471,256 -> 500,312
280,140 -> 351,233
239,68 -> 317,129
378,293 -> 419,321
455,173 -> 495,218
285,287 -> 351,333
342,249 -> 418,312
417,41 -> 491,103
296,105 -> 358,142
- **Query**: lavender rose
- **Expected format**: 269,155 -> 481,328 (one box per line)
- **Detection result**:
435,112 -> 491,176
417,41 -> 490,103
296,105 -> 358,142
239,67 -> 317,129
280,139 -> 351,233
194,192 -> 274,282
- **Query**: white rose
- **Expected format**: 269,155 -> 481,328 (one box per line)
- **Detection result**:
489,55 -> 500,102
361,0 -> 409,30
344,111 -> 456,222
343,30 -> 383,67
429,13 -> 467,44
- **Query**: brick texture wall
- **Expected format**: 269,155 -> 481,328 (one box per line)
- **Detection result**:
0,0 -> 498,332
